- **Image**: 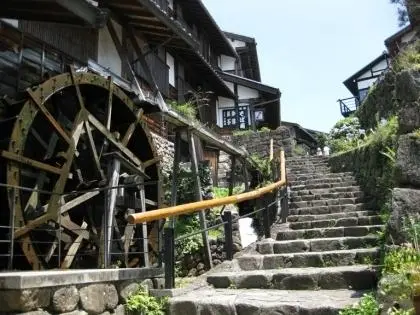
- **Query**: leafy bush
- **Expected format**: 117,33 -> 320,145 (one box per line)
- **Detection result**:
233,129 -> 254,136
292,144 -> 307,156
383,246 -> 420,275
249,153 -> 273,187
328,116 -> 365,153
393,40 -> 420,72
126,288 -> 168,315
169,101 -> 198,121
339,293 -> 379,315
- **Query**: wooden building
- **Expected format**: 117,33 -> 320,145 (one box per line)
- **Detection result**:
338,53 -> 390,117
216,32 -> 282,131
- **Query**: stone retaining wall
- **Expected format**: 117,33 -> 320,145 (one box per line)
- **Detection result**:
217,127 -> 295,187
0,268 -> 163,314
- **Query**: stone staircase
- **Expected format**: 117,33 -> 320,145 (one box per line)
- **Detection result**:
168,156 -> 382,315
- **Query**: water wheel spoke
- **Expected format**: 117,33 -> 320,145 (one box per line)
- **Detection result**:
70,66 -> 86,110
14,212 -> 54,239
143,157 -> 160,169
45,240 -> 57,263
121,109 -> 143,146
60,191 -> 100,215
34,113 -> 84,236
1,150 -> 63,175
61,222 -> 89,269
87,113 -> 146,173
26,89 -> 72,144
83,120 -> 105,180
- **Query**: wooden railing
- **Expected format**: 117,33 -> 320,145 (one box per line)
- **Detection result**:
128,151 -> 286,224
128,149 -> 288,289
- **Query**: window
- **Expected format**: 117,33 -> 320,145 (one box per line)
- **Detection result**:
254,110 -> 264,121
222,106 -> 249,129
358,88 -> 369,102
166,52 -> 175,87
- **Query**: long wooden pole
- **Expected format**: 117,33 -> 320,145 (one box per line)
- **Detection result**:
128,150 -> 285,224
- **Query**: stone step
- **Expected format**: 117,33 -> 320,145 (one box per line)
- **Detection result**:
291,182 -> 359,191
291,191 -> 364,202
289,203 -> 365,216
168,288 -> 367,315
289,215 -> 383,230
290,186 -> 362,196
276,225 -> 384,240
257,236 -> 379,254
288,172 -> 353,181
287,211 -> 377,222
290,197 -> 363,209
206,265 -> 378,290
289,178 -> 358,187
236,248 -> 380,270
287,168 -> 331,174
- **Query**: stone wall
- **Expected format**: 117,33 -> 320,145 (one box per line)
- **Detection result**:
0,268 -> 163,314
329,142 -> 395,210
232,127 -> 295,159
151,132 -> 174,178
217,127 -> 295,187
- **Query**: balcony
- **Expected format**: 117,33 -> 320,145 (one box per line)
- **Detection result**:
338,97 -> 360,117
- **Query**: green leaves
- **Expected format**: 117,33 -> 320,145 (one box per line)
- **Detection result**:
126,288 -> 168,315
339,293 -> 379,315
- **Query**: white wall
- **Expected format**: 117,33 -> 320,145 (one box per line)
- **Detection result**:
227,38 -> 246,48
224,81 -> 234,93
371,59 -> 388,72
357,78 -> 378,90
237,85 -> 259,99
166,52 -> 175,87
97,19 -> 122,76
219,54 -> 236,71
1,19 -> 18,27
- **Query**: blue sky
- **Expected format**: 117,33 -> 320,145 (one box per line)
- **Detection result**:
203,0 -> 404,132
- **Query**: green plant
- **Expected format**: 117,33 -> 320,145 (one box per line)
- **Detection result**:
249,154 -> 273,187
392,40 -> 420,72
233,129 -> 254,136
389,308 -> 415,315
259,127 -> 271,133
339,293 -> 379,315
169,101 -> 198,120
383,246 -> 420,275
126,288 -> 168,315
292,144 -> 307,156
413,128 -> 420,138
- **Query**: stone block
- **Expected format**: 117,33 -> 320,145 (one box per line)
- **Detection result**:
0,288 -> 51,312
52,286 -> 79,313
389,188 -> 420,244
395,134 -> 420,187
79,284 -> 117,314
396,70 -> 420,133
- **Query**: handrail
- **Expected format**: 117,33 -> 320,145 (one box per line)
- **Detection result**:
127,150 -> 286,224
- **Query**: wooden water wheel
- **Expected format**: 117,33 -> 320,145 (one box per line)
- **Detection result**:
0,68 -> 162,270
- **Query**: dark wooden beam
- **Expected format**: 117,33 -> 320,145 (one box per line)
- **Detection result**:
187,129 -> 213,269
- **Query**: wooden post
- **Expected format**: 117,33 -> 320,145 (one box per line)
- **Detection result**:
187,129 -> 213,269
242,160 -> 250,192
270,138 -> 274,161
228,155 -> 236,196
169,130 -> 182,228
